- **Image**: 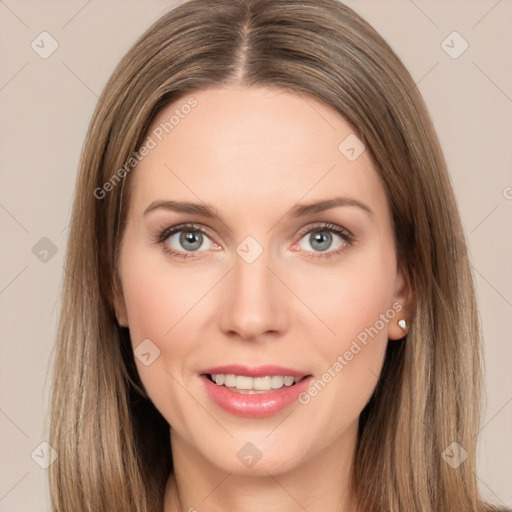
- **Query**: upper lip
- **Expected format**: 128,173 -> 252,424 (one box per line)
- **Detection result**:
200,364 -> 311,378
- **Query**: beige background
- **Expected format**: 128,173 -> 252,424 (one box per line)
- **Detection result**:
0,0 -> 510,510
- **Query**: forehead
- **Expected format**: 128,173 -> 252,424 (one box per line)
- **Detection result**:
129,85 -> 386,218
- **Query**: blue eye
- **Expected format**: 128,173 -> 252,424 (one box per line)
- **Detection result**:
300,230 -> 340,252
157,223 -> 220,259
293,223 -> 353,259
170,230 -> 205,252
155,222 -> 353,260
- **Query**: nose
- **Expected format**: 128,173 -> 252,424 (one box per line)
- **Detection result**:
217,246 -> 289,342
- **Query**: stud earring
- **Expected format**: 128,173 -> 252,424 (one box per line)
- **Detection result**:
398,319 -> 407,332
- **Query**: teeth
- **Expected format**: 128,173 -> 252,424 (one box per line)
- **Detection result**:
236,375 -> 253,390
254,376 -> 272,390
210,373 -> 302,392
271,376 -> 284,389
224,374 -> 236,387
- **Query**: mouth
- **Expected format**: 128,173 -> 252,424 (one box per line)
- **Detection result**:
200,365 -> 313,417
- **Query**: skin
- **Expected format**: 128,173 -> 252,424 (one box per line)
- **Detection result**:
114,85 -> 411,512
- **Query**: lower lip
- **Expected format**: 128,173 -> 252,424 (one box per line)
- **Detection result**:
202,375 -> 313,418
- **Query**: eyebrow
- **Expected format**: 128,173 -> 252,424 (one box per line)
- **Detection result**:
288,197 -> 374,219
143,196 -> 374,221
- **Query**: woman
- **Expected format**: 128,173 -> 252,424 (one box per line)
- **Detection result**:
49,0 -> 507,510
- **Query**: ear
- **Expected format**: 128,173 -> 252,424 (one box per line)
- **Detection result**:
388,263 -> 413,341
112,276 -> 129,327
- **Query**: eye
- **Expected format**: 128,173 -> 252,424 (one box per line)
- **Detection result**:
156,223 -> 221,259
292,222 -> 353,259
155,221 -> 353,261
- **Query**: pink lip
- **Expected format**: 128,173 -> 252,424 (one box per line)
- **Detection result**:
200,365 -> 313,418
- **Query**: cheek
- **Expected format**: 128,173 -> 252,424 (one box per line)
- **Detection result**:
120,254 -> 205,433
290,245 -> 397,428
121,250 -> 206,344
295,247 -> 397,357
119,244 -> 228,404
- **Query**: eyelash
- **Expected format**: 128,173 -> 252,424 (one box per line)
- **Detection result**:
154,222 -> 354,261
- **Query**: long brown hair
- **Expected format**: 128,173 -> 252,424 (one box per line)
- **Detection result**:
49,1 -> 500,510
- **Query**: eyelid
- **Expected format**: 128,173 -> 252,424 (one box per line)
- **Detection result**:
290,221 -> 354,260
153,222 -> 220,260
295,221 -> 353,240
156,222 -> 216,244
155,221 -> 354,259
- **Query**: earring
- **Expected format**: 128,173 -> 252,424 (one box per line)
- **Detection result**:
398,319 -> 407,332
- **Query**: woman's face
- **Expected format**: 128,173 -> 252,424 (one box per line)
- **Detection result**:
115,85 -> 409,476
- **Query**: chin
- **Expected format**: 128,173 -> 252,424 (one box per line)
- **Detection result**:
197,433 -> 308,477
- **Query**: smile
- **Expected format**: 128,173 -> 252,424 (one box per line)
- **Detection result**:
200,365 -> 313,417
